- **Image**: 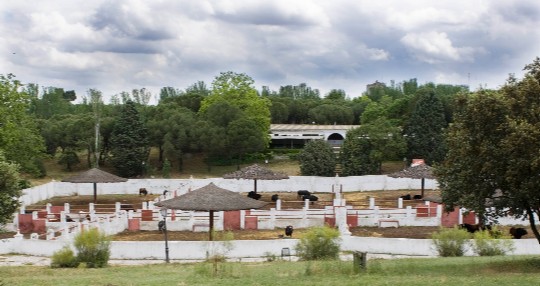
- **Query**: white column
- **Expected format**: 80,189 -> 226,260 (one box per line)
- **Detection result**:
369,197 -> 375,209
335,206 -> 351,236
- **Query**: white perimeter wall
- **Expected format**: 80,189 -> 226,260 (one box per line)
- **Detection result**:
1,236 -> 538,260
20,175 -> 438,205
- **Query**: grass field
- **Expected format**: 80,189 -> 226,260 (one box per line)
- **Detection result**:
1,256 -> 539,285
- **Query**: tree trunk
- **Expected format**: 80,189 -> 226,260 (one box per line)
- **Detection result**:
526,207 -> 540,244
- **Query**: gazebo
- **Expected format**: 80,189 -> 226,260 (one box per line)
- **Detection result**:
155,182 -> 267,241
388,163 -> 435,198
62,168 -> 127,203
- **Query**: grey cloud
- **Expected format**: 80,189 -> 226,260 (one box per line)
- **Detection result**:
90,1 -> 176,41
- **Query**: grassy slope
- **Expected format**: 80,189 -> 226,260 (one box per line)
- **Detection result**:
1,256 -> 539,286
29,150 -> 405,186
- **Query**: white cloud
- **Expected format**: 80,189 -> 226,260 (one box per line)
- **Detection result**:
400,31 -> 480,63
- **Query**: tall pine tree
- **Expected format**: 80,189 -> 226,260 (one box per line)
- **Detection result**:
404,90 -> 447,165
110,101 -> 148,177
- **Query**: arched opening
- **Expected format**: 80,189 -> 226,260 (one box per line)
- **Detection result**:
327,133 -> 344,147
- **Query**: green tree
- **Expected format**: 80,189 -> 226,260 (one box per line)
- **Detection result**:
200,71 -> 271,144
308,104 -> 354,125
110,101 -> 149,177
404,89 -> 447,165
341,118 -> 406,175
0,74 -> 45,175
227,118 -> 267,168
437,58 -> 540,243
0,152 -> 23,226
298,140 -> 336,176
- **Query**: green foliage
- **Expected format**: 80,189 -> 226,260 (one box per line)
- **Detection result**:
73,228 -> 111,268
58,150 -> 81,171
341,118 -> 406,176
51,246 -> 79,268
437,58 -> 540,244
0,153 -> 22,225
404,89 -> 447,165
298,140 -> 336,176
308,104 -> 354,125
110,100 -> 149,177
472,229 -> 514,256
431,227 -> 471,257
200,71 -> 271,144
295,226 -> 341,260
0,74 -> 46,175
161,159 -> 171,178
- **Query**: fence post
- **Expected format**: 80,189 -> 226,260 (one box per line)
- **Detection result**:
276,199 -> 282,211
353,252 -> 367,273
115,202 -> 121,213
64,202 -> 70,214
398,198 -> 403,209
369,197 -> 375,209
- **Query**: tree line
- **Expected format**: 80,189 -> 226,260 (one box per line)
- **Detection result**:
1,71 -> 467,179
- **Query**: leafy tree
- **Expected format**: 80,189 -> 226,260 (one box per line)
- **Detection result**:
0,74 -> 45,175
324,89 -> 347,101
227,118 -> 267,168
32,87 -> 73,119
200,72 -> 270,144
268,99 -> 289,123
278,83 -> 320,100
341,118 -> 406,175
0,152 -> 23,226
110,101 -> 149,177
298,140 -> 336,176
308,104 -> 354,125
437,58 -> 540,243
404,89 -> 447,165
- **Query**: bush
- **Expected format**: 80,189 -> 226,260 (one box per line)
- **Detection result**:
295,226 -> 341,260
51,246 -> 79,268
73,228 -> 111,268
473,228 -> 514,256
431,227 -> 471,257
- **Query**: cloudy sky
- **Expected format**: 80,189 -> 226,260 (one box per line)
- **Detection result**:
1,0 -> 539,102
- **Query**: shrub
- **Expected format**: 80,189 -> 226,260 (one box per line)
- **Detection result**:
51,246 -> 79,268
295,226 -> 341,260
431,227 -> 471,257
73,228 -> 111,268
473,228 -> 514,256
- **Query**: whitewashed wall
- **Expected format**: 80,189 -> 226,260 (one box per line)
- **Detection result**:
20,176 -> 438,206
2,236 -> 539,260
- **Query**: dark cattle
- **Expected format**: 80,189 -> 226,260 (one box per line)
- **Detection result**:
413,195 -> 423,200
509,227 -> 528,239
285,225 -> 294,237
459,223 -> 492,233
302,194 -> 319,202
271,194 -> 279,202
163,190 -> 169,196
400,194 -> 411,200
139,188 -> 148,196
65,215 -> 74,222
297,190 -> 311,198
247,191 -> 262,200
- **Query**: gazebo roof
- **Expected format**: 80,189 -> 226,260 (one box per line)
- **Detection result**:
388,164 -> 436,180
223,164 -> 289,180
61,168 -> 127,183
155,183 -> 267,211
